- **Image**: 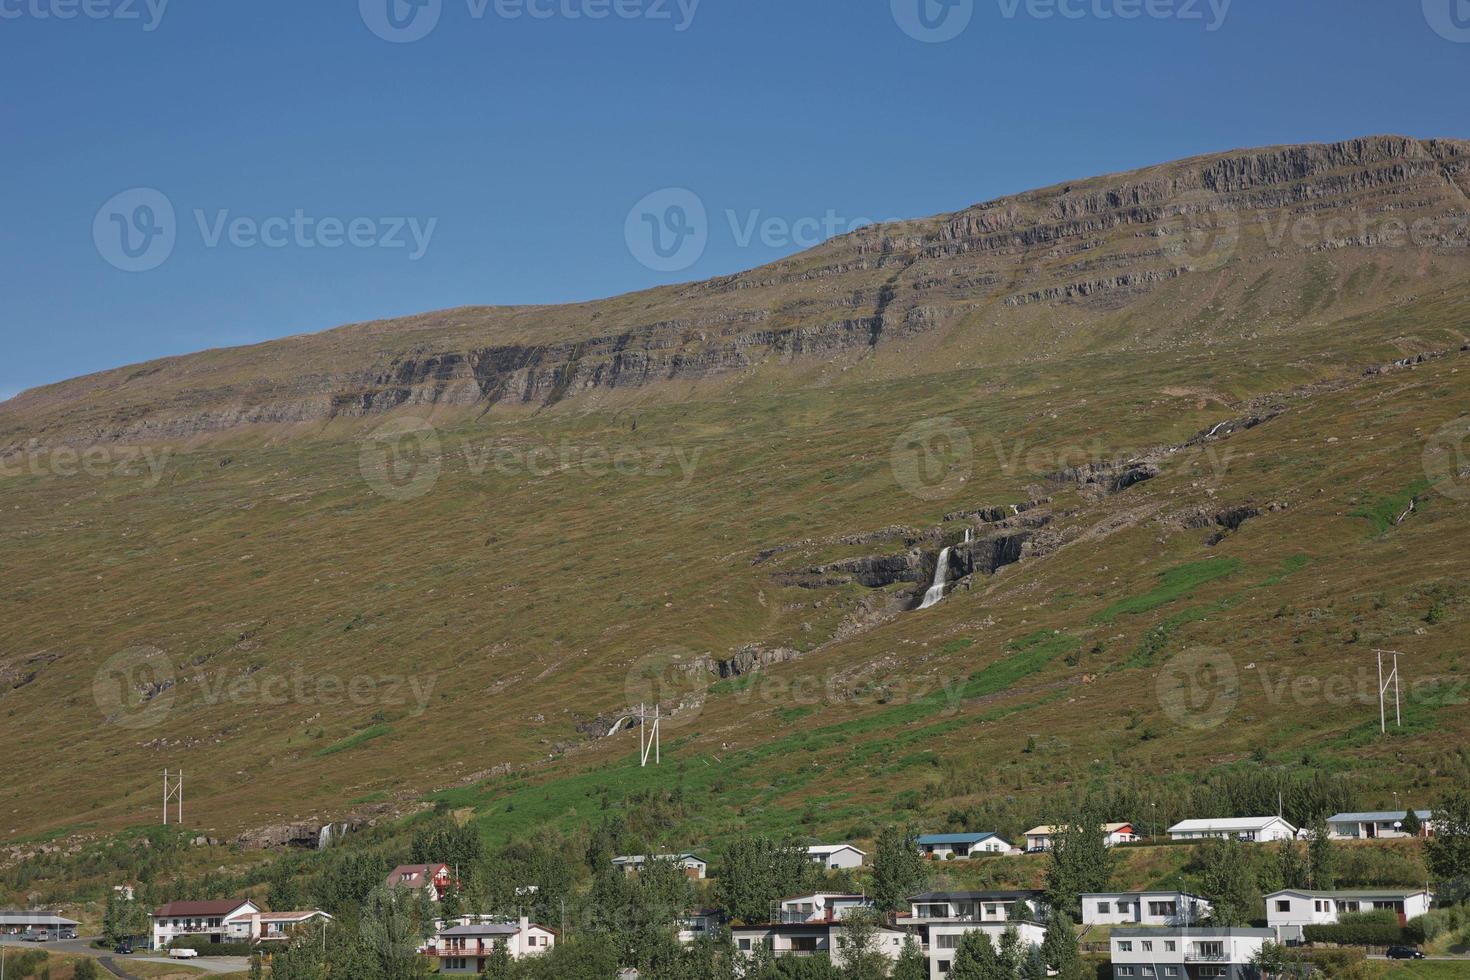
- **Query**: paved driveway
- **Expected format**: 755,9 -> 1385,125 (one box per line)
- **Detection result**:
2,936 -> 248,975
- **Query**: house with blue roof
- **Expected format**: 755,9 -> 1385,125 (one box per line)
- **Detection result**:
1326,810 -> 1434,840
916,832 -> 1015,859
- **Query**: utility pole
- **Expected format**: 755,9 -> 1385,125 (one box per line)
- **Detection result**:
163,770 -> 183,825
1376,650 -> 1403,734
639,703 -> 661,767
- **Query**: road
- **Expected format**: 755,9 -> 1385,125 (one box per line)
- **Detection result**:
1,935 -> 249,975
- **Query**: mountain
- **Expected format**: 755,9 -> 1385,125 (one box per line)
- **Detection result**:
1,135 -> 1468,850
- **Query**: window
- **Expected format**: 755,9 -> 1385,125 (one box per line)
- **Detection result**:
1200,969 -> 1226,979
1117,969 -> 1135,978
1142,941 -> 1153,952
1142,969 -> 1156,977
1149,901 -> 1178,917
1098,902 -> 1112,914
1118,941 -> 1133,952
1164,970 -> 1179,977
1164,942 -> 1176,952
738,939 -> 751,951
938,962 -> 951,974
1277,900 -> 1291,912
1315,900 -> 1328,913
938,935 -> 960,950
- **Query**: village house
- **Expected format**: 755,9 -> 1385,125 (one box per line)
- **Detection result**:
247,909 -> 335,943
924,922 -> 1046,980
429,917 -> 557,974
908,890 -> 1044,923
1024,823 -> 1139,852
1265,888 -> 1434,942
807,844 -> 867,870
1326,810 -> 1435,840
916,832 -> 1014,859
774,893 -> 873,924
731,920 -> 907,966
383,863 -> 455,901
676,909 -> 725,945
1110,927 -> 1273,979
150,899 -> 261,948
1167,817 -> 1297,843
0,912 -> 80,937
1081,891 -> 1212,928
611,853 -> 709,879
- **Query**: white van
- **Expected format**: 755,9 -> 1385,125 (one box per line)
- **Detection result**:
169,948 -> 200,959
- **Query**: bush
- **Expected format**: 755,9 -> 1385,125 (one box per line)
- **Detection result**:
170,937 -> 254,956
1413,904 -> 1470,942
1302,921 -> 1405,946
1300,948 -> 1371,980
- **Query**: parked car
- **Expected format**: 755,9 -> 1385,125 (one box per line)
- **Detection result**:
169,947 -> 200,959
114,940 -> 134,954
1386,946 -> 1426,960
58,929 -> 77,940
23,931 -> 47,942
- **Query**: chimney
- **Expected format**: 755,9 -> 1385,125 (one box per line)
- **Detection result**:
519,916 -> 530,939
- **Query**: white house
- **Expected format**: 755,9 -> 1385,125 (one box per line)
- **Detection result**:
1167,817 -> 1297,843
916,832 -> 1014,859
807,844 -> 867,870
1326,810 -> 1435,840
1110,927 -> 1273,979
430,918 -> 557,974
1025,823 -> 1139,852
247,910 -> 334,943
926,922 -> 1046,980
772,893 -> 874,924
150,899 -> 260,948
908,890 -> 1044,923
612,853 -> 708,879
731,922 -> 907,967
1265,888 -> 1434,942
384,863 -> 455,902
676,909 -> 724,945
1081,892 -> 1212,927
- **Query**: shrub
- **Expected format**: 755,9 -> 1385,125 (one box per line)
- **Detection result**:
1302,921 -> 1404,946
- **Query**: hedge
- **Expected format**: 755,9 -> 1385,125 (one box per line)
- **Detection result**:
170,936 -> 254,956
1302,921 -> 1406,946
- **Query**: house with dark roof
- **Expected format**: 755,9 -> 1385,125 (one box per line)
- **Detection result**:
915,832 -> 1015,859
150,899 -> 261,948
427,917 -> 557,973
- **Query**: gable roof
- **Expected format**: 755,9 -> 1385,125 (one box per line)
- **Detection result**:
611,853 -> 706,865
252,910 -> 335,923
153,899 -> 258,918
910,890 -> 1041,902
384,864 -> 448,889
1168,817 -> 1296,832
1328,810 -> 1433,823
806,844 -> 865,856
1025,823 -> 1134,836
917,832 -> 1003,845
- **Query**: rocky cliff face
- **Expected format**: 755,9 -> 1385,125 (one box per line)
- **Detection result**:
4,135 -> 1468,446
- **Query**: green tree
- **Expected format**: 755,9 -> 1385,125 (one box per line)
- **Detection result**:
1306,815 -> 1337,891
1019,944 -> 1048,980
835,908 -> 891,980
358,884 -> 433,979
872,826 -> 926,914
1197,838 -> 1261,926
1043,800 -> 1116,920
715,837 -> 819,924
73,961 -> 99,980
1426,789 -> 1470,903
892,935 -> 928,980
1277,838 -> 1307,890
1041,910 -> 1084,980
249,952 -> 265,980
1251,941 -> 1297,980
997,926 -> 1023,974
1401,807 -> 1424,838
478,941 -> 513,979
949,929 -> 1002,980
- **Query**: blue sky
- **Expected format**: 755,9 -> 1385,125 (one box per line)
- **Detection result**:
2,0 -> 1467,399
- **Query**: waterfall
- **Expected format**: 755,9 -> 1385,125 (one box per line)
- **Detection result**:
919,547 -> 952,610
318,823 -> 338,850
